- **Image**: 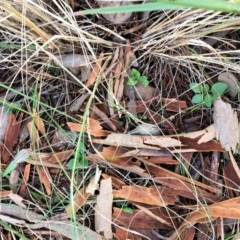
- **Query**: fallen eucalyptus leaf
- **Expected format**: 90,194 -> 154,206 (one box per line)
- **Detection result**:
213,98 -> 239,151
183,124 -> 216,144
128,123 -> 161,135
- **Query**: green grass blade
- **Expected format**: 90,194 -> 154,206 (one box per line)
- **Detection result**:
82,0 -> 240,15
82,2 -> 184,14
0,220 -> 29,240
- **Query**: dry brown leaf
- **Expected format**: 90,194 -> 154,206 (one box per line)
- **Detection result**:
114,227 -> 139,240
186,196 -> 240,224
95,178 -> 113,239
92,105 -> 117,131
26,159 -> 66,168
0,190 -> 12,198
213,98 -> 239,151
198,124 -> 216,144
102,173 -> 125,189
119,149 -> 173,158
48,149 -> 74,164
2,113 -> 23,163
143,160 -> 217,194
66,188 -> 90,218
19,164 -> 31,198
144,135 -> 182,148
32,108 -> 46,135
174,136 -> 224,152
169,196 -> 240,240
67,118 -> 109,137
113,185 -> 178,206
135,203 -> 179,228
113,207 -> 173,229
183,227 -> 195,240
30,152 -> 52,161
148,156 -> 178,164
86,53 -> 103,87
183,124 -> 216,144
162,98 -> 188,112
197,224 -> 208,240
223,153 -> 240,193
92,133 -> 182,149
37,166 -> 52,195
87,146 -> 132,165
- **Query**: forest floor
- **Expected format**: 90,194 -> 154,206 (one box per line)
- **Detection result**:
1,1 -> 240,240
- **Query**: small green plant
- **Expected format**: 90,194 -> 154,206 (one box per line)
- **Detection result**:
46,64 -> 61,76
127,68 -> 149,87
115,200 -> 133,214
190,82 -> 228,107
67,141 -> 88,169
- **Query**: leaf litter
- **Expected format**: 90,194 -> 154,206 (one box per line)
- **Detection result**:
1,2 -> 240,240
